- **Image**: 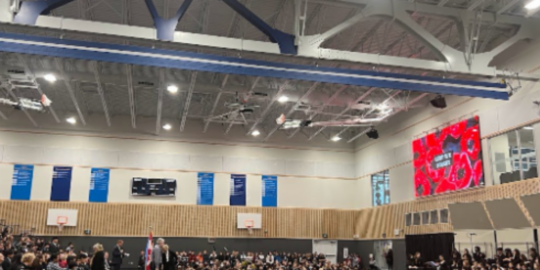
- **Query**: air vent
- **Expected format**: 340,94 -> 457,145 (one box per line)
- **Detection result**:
7,69 -> 25,74
138,81 -> 154,86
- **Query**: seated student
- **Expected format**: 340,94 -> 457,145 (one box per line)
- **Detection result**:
451,257 -> 461,270
437,255 -> 449,270
409,252 -> 423,269
461,260 -> 471,270
530,248 -> 539,265
473,247 -> 486,264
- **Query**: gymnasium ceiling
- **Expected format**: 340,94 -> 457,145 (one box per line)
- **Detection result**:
0,0 -> 535,148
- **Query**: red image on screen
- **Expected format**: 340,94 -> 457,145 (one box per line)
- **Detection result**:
413,116 -> 484,197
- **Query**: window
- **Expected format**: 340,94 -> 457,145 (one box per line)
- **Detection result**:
371,170 -> 390,206
489,126 -> 538,185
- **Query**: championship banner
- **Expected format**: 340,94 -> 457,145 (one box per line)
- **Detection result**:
89,168 -> 110,203
197,172 -> 214,205
262,175 -> 277,207
50,166 -> 73,201
230,174 -> 246,206
10,164 -> 34,200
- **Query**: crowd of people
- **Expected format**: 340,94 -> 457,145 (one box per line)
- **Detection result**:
140,238 -> 390,270
1,227 -> 391,270
407,246 -> 540,270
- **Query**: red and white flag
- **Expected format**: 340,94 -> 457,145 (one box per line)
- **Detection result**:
145,231 -> 153,270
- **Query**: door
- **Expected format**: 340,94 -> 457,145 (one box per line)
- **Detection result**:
313,239 -> 338,264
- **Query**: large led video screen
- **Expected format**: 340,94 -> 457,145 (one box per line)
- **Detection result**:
413,116 -> 484,197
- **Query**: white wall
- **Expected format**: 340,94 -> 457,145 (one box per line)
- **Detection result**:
0,130 -> 363,209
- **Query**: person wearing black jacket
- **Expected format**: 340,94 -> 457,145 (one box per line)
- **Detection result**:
137,252 -> 144,270
111,240 -> 125,270
160,245 -> 177,270
48,238 -> 60,256
385,249 -> 393,270
91,244 -> 106,270
2,250 -> 13,270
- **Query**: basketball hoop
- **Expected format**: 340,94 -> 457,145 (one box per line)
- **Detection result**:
244,220 -> 254,235
57,216 -> 68,232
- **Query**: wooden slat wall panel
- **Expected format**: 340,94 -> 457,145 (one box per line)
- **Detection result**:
1,178 -> 539,239
357,178 -> 540,239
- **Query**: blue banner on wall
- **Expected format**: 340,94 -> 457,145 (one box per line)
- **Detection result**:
197,172 -> 214,205
230,174 -> 246,206
50,166 -> 73,201
262,175 -> 278,207
89,168 -> 110,203
10,164 -> 34,201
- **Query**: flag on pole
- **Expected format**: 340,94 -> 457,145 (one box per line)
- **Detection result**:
145,230 -> 153,270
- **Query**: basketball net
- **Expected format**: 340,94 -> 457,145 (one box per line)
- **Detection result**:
244,220 -> 254,235
57,216 -> 68,232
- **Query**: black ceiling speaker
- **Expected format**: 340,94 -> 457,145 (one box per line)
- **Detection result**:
367,128 -> 379,139
430,95 -> 447,109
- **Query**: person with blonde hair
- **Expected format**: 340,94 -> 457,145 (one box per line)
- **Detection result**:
161,245 -> 177,270
91,244 -> 106,270
19,253 -> 35,270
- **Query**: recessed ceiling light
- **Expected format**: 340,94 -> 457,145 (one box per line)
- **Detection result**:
167,85 -> 178,93
66,117 -> 76,124
251,130 -> 261,136
524,126 -> 534,130
526,0 -> 540,9
278,95 -> 289,103
163,124 -> 172,130
331,136 -> 342,142
44,74 -> 57,82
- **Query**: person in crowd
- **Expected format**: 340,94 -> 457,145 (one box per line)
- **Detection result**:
103,252 -> 110,270
46,254 -> 64,270
58,254 -> 67,269
385,249 -> 393,270
463,249 -> 473,264
151,239 -> 164,270
161,245 -> 177,270
474,247 -> 486,264
17,253 -> 35,270
2,251 -> 13,270
265,253 -> 274,266
48,239 -> 60,256
111,240 -> 124,270
90,244 -> 105,270
77,254 -> 89,270
137,252 -> 144,270
368,254 -> 378,270
408,252 -> 423,269
0,253 -> 5,270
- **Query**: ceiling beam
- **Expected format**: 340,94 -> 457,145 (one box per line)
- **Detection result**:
0,108 -> 7,120
468,0 -> 487,11
245,81 -> 288,136
6,85 -> 37,126
17,54 -> 61,123
125,64 -> 137,129
203,74 -> 229,133
262,82 -> 320,142
55,58 -> 86,125
346,93 -> 429,143
155,69 -> 165,135
91,61 -> 111,126
180,71 -> 198,132
288,85 -> 347,139
309,87 -> 375,140
497,0 -> 521,15
437,0 -> 451,6
225,76 -> 261,134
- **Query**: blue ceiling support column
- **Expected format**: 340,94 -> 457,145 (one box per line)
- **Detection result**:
145,0 -> 193,41
13,0 -> 76,25
221,0 -> 297,55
